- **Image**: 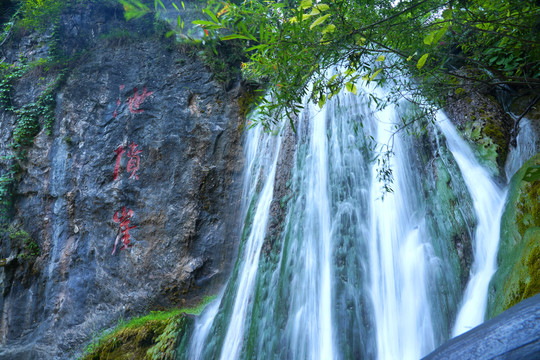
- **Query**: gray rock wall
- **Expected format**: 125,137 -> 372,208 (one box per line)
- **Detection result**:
0,4 -> 245,359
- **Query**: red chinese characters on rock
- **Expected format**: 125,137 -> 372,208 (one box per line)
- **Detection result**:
113,85 -> 153,118
128,86 -> 154,114
112,206 -> 136,255
113,146 -> 125,181
113,143 -> 142,181
127,143 -> 143,180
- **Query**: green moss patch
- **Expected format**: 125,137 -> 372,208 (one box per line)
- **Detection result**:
488,154 -> 540,318
447,89 -> 512,176
80,296 -> 215,360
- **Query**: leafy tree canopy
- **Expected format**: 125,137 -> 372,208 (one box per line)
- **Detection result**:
122,0 -> 539,129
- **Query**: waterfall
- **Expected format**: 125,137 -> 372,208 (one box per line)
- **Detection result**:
436,113 -> 507,337
186,115 -> 283,360
187,89 -> 509,359
368,99 -> 436,360
505,117 -> 537,180
189,294 -> 222,360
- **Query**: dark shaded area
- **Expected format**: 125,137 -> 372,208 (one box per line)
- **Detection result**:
0,0 -> 15,23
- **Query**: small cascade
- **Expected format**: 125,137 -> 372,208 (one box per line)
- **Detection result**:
368,98 -> 436,360
186,116 -> 283,360
218,126 -> 283,360
278,98 -> 338,360
436,113 -> 507,337
188,294 -> 222,360
505,117 -> 537,180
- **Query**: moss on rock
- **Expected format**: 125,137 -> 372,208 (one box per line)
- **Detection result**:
487,154 -> 540,318
445,90 -> 512,176
79,296 -> 214,360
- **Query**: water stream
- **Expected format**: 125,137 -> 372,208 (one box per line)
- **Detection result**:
368,99 -> 435,360
187,89 -> 509,359
436,113 -> 507,337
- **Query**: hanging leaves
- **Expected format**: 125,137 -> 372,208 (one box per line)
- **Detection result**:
345,82 -> 358,95
314,4 -> 330,12
417,53 -> 429,70
322,24 -> 336,34
369,68 -> 382,81
300,0 -> 312,10
310,14 -> 331,29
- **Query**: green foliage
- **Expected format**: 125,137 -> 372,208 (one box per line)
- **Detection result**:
0,58 -> 67,219
0,7 -> 20,45
79,295 -> 216,360
98,27 -> 138,44
17,0 -> 64,32
194,38 -> 245,84
0,61 -> 29,110
159,0 -> 540,131
0,168 -> 16,219
1,224 -> 39,260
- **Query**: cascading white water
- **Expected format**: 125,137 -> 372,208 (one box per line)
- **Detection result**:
283,100 -> 335,360
218,125 -> 283,360
505,118 -> 537,180
186,116 -> 283,360
189,294 -> 222,359
436,112 -> 507,337
368,98 -> 436,360
186,88 -> 512,360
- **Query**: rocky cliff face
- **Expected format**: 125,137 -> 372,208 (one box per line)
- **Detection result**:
0,3 -> 245,359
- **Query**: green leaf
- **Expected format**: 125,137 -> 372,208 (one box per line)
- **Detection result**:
172,2 -> 179,11
523,166 -> 540,182
355,36 -> 366,46
417,53 -> 429,70
432,24 -> 449,44
221,34 -> 253,41
315,4 -> 330,11
345,82 -> 357,95
300,0 -> 312,9
423,32 -> 434,45
318,94 -> 326,108
321,24 -> 336,34
442,8 -> 452,19
246,44 -> 269,51
204,9 -> 219,23
369,68 -> 382,81
156,0 -> 166,10
310,8 -> 320,16
310,14 -> 331,29
181,1 -> 185,10
376,55 -> 385,62
192,20 -> 218,26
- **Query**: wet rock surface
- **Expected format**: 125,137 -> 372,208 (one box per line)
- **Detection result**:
404,121 -> 477,341
488,154 -> 540,318
445,89 -> 513,179
0,4 -> 244,360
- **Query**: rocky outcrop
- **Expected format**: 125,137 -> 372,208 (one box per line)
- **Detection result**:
0,3 -> 245,359
487,154 -> 540,318
445,89 -> 513,179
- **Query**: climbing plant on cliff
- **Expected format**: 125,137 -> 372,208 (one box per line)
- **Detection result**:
130,0 -> 539,129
